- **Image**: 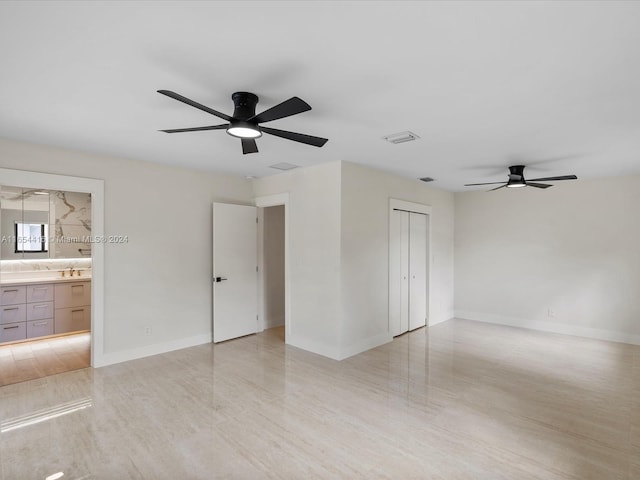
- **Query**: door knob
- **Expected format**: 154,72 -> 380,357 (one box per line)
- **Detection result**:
214,277 -> 228,283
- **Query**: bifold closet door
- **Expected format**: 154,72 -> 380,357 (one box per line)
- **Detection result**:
408,212 -> 427,330
390,210 -> 409,336
390,210 -> 427,336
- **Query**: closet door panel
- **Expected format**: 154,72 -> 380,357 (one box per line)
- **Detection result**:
389,210 -> 402,336
409,212 -> 427,330
400,212 -> 410,334
390,210 -> 410,336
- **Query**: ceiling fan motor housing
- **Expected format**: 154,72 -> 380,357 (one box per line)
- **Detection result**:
231,92 -> 259,120
508,165 -> 526,186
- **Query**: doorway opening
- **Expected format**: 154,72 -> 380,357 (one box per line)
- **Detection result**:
0,186 -> 93,386
259,205 -> 285,342
256,193 -> 290,344
0,168 -> 106,376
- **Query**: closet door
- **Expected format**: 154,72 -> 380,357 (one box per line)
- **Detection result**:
389,210 -> 410,336
409,212 -> 427,330
399,212 -> 410,334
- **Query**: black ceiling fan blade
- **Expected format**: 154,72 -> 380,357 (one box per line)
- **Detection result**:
261,126 -> 328,147
241,138 -> 259,155
527,175 -> 578,182
158,90 -> 232,122
527,182 -> 553,189
464,181 -> 508,186
160,124 -> 229,133
249,97 -> 311,124
488,185 -> 507,191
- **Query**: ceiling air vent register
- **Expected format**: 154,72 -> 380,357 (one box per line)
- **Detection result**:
383,131 -> 421,144
269,162 -> 299,171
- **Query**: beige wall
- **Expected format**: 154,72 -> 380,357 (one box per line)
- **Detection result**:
455,175 -> 640,343
254,161 -> 456,360
340,162 -> 455,357
252,162 -> 342,358
0,137 -> 253,360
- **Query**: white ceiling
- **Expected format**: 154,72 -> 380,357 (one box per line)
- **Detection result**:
1,1 -> 639,191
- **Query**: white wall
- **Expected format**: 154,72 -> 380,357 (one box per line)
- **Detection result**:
252,162 -> 342,358
253,161 -> 456,360
340,162 -> 455,357
0,138 -> 253,363
455,175 -> 640,344
263,205 -> 285,328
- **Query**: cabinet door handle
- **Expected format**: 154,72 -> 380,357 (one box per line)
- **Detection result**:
71,309 -> 84,313
33,304 -> 48,309
3,289 -> 19,293
33,321 -> 48,326
3,307 -> 19,311
3,325 -> 19,330
33,287 -> 48,291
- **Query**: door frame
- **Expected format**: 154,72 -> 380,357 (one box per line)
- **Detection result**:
255,193 -> 290,342
0,167 -> 105,367
388,198 -> 432,334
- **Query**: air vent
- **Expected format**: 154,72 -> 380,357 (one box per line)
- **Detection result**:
269,162 -> 299,171
419,177 -> 435,183
383,131 -> 421,144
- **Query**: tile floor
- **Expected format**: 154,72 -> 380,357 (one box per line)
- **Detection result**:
0,332 -> 90,387
0,320 -> 638,479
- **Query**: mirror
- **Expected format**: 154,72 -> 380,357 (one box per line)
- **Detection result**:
1,186 -> 91,260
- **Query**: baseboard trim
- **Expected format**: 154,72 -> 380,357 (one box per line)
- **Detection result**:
265,318 -> 285,330
455,310 -> 640,346
339,332 -> 393,360
95,333 -> 213,367
429,312 -> 454,327
287,334 -> 342,361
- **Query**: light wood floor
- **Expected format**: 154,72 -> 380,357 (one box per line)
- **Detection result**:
0,332 -> 90,386
0,320 -> 638,479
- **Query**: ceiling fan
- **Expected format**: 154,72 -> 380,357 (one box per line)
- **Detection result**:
464,165 -> 578,191
157,90 -> 328,154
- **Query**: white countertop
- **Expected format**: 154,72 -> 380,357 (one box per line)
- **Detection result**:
1,275 -> 92,286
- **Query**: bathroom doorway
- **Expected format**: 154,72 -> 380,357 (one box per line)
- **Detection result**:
0,168 -> 105,383
0,186 -> 93,386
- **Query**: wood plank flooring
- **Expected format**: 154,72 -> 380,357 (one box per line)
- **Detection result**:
0,320 -> 638,479
0,332 -> 90,386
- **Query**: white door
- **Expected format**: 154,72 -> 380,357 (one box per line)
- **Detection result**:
390,209 -> 411,336
389,208 -> 428,336
409,212 -> 427,330
213,202 -> 258,343
400,212 -> 410,334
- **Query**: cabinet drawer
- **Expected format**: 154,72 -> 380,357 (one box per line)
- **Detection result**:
26,301 -> 54,321
0,322 -> 27,343
26,283 -> 54,303
27,318 -> 54,339
54,306 -> 91,334
0,304 -> 27,325
55,282 -> 91,308
0,286 -> 26,306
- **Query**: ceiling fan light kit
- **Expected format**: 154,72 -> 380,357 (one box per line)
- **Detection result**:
158,90 -> 328,154
464,165 -> 578,192
226,121 -> 262,139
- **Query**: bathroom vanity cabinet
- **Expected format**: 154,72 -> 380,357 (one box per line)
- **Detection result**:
0,279 -> 91,343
